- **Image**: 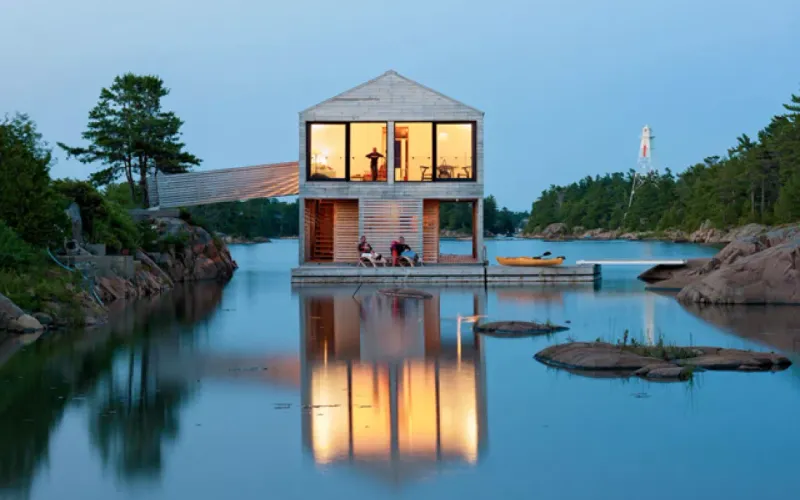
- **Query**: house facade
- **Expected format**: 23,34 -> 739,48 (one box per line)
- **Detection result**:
298,70 -> 485,265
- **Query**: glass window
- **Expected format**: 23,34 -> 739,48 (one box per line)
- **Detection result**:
395,123 -> 433,182
349,123 -> 387,182
436,123 -> 474,181
308,124 -> 346,180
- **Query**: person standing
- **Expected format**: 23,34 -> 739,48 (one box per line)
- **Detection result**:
365,147 -> 384,181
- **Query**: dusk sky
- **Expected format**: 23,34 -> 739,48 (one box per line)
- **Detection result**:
2,0 -> 798,210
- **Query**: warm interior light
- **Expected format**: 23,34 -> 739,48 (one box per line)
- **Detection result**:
438,132 -> 448,140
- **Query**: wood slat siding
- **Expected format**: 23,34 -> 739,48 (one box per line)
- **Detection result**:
361,199 -> 422,257
147,162 -> 299,208
304,199 -> 317,262
333,200 -> 359,263
423,200 -> 439,263
301,71 -> 483,122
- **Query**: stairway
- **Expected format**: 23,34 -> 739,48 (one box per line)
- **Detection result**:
312,201 -> 334,261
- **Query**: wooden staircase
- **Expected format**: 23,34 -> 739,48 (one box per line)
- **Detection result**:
312,201 -> 334,261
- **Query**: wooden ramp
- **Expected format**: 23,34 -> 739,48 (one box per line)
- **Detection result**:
147,162 -> 299,208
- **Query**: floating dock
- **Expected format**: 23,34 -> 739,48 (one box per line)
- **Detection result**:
291,264 -> 600,285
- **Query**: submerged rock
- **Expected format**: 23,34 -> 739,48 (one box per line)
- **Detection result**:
475,321 -> 569,338
534,341 -> 790,382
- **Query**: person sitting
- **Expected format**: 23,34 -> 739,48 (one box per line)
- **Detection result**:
358,235 -> 373,255
390,236 -> 417,266
358,235 -> 382,261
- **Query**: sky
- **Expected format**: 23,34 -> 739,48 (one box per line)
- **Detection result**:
1,0 -> 799,211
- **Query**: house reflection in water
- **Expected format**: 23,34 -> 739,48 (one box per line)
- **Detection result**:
297,287 -> 487,477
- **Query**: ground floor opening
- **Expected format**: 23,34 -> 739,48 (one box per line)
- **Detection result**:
301,198 -> 482,265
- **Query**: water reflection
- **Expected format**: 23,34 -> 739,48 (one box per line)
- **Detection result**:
0,283 -> 225,494
298,287 -> 487,480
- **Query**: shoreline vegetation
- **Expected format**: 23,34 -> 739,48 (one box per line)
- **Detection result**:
522,87 -> 800,241
1,74 -> 237,334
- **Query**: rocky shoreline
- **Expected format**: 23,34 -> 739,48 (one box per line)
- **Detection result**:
0,216 -> 237,334
522,221 -> 778,244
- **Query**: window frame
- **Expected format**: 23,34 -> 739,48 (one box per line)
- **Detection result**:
433,121 -> 477,182
305,120 -> 477,183
348,121 -> 389,182
393,121 -> 434,183
306,122 -> 350,182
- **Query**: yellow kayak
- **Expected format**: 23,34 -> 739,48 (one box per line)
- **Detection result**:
496,256 -> 565,267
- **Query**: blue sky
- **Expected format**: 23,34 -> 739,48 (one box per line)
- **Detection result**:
1,0 -> 798,210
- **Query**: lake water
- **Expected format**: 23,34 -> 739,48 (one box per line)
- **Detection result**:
2,239 -> 800,500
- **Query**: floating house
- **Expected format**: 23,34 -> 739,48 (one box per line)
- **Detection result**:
298,70 -> 484,266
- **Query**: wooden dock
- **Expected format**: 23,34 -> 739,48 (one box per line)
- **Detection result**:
291,264 -> 600,285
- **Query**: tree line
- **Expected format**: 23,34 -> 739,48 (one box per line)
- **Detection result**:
440,196 -> 529,236
525,88 -> 800,233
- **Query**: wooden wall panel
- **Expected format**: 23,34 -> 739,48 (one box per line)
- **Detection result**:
149,162 -> 299,208
422,200 -> 440,263
304,199 -> 316,263
334,200 -> 359,263
361,199 -> 422,257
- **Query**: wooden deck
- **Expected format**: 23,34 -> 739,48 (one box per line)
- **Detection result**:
291,264 -> 600,285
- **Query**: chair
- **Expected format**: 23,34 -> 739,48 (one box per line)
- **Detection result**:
359,253 -> 387,267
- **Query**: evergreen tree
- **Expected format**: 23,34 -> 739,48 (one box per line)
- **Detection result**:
59,73 -> 200,207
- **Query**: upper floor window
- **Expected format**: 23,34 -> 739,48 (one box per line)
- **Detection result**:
395,123 -> 433,182
350,123 -> 387,182
308,124 -> 346,180
436,123 -> 474,181
306,121 -> 475,182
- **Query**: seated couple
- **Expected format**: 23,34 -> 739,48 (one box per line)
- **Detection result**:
358,235 -> 419,266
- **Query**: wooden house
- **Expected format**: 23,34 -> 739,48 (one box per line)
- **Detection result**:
298,70 -> 484,265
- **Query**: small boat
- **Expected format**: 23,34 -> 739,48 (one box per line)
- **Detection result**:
496,256 -> 565,267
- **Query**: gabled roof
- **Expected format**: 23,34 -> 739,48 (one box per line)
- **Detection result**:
300,70 -> 483,116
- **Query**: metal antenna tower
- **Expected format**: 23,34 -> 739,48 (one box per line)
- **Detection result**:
626,125 -> 656,211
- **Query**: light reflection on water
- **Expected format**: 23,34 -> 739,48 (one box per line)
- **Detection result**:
1,239 -> 800,499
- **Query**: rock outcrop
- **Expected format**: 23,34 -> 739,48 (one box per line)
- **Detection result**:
2,216 -> 238,333
541,223 -> 569,240
1,294 -> 44,333
152,217 -> 237,283
534,341 -> 791,382
677,235 -> 800,304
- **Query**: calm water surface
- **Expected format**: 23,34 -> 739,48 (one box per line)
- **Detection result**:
2,239 -> 799,500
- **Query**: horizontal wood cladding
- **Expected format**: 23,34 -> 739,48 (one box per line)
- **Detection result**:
333,200 -> 359,263
301,72 -> 483,122
303,199 -> 316,262
423,200 -> 440,263
149,162 -> 299,208
300,182 -> 483,199
361,199 -> 422,257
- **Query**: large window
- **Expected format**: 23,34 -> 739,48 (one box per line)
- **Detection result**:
350,123 -> 387,182
436,123 -> 474,181
308,124 -> 346,180
306,121 -> 476,182
395,123 -> 433,182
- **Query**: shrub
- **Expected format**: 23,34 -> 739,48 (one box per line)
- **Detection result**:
0,114 -> 69,247
0,220 -> 39,269
103,182 -> 143,209
53,179 -> 141,254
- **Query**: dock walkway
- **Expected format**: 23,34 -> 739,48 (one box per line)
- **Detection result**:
291,264 -> 599,285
